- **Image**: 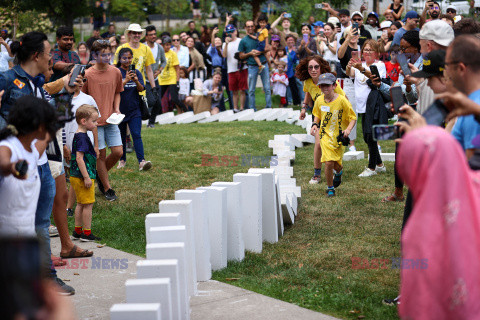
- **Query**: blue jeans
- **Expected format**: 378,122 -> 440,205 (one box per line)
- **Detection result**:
35,163 -> 56,277
247,63 -> 272,110
119,116 -> 145,163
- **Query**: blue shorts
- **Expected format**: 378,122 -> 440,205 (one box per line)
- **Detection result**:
97,124 -> 122,150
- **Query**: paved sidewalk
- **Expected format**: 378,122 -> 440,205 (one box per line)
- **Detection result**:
52,237 -> 340,320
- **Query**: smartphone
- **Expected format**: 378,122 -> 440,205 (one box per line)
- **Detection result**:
336,23 -> 341,28
370,64 -> 381,80
315,3 -> 323,9
352,22 -> 359,35
423,99 -> 449,126
390,86 -> 405,114
68,64 -> 86,87
284,13 -> 292,18
303,34 -> 309,42
319,30 -> 325,37
129,64 -> 135,72
396,53 -> 411,76
351,50 -> 360,62
373,125 -> 401,141
0,238 -> 44,320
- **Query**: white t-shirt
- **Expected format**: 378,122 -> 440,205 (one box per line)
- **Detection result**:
64,91 -> 100,151
0,52 -> 13,72
222,38 -> 242,73
0,136 -> 40,237
27,80 -> 49,166
148,42 -> 159,62
178,78 -> 190,96
270,72 -> 289,97
351,61 -> 386,114
173,45 -> 190,68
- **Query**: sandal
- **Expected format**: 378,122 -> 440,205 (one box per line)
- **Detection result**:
382,194 -> 405,202
60,244 -> 94,259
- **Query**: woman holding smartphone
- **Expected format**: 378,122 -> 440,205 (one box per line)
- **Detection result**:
296,24 -> 317,61
317,22 -> 338,71
116,47 -> 152,171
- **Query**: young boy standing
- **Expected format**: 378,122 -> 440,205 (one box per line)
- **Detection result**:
310,73 -> 357,197
270,61 -> 289,107
70,105 -> 100,241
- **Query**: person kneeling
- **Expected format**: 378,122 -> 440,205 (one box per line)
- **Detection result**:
310,73 -> 357,197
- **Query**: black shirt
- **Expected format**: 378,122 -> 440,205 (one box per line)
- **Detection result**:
339,45 -> 360,72
340,25 -> 372,48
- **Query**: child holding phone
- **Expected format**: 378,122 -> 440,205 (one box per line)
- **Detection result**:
310,73 -> 357,197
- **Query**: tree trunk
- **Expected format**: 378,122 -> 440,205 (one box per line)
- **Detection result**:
250,0 -> 261,20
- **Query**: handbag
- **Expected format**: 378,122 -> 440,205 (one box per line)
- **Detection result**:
139,95 -> 151,120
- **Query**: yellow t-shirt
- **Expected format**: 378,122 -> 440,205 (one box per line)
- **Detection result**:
114,43 -> 155,83
312,94 -> 357,165
303,78 -> 345,103
258,28 -> 269,42
159,50 -> 179,86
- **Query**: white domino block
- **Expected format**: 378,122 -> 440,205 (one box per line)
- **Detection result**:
161,111 -> 194,124
233,173 -> 263,253
270,166 -> 293,176
198,110 -> 234,123
265,109 -> 283,121
136,260 -> 185,320
274,176 -> 285,236
279,178 -> 296,186
247,168 -> 278,243
174,190 -> 211,281
291,133 -> 315,144
174,112 -> 196,124
288,192 -> 298,216
110,303 -> 161,320
277,108 -> 293,122
268,140 -> 295,150
253,108 -> 274,121
237,109 -> 255,121
277,150 -> 295,160
279,186 -> 301,198
281,196 -> 295,225
126,278 -> 172,320
156,112 -> 174,124
289,135 -> 304,148
276,173 -> 293,181
272,146 -> 293,156
196,186 -> 228,271
158,200 -> 197,296
295,118 -> 305,127
145,213 -> 181,244
178,111 -> 210,124
149,225 -> 187,245
285,118 -> 297,124
380,153 -> 395,161
276,158 -> 291,167
211,182 -> 245,261
146,243 -> 189,303
343,150 -> 365,161
219,112 -> 239,122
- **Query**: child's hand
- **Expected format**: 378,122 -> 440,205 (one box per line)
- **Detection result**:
343,128 -> 351,137
299,109 -> 306,120
310,126 -> 317,136
94,146 -> 99,158
84,177 -> 92,188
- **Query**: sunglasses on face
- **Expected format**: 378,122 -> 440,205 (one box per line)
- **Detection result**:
308,65 -> 320,70
446,9 -> 456,13
172,39 -> 180,41
130,31 -> 142,35
352,18 -> 363,22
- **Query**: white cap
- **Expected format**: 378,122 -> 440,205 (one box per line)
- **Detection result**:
351,11 -> 363,19
419,20 -> 454,47
446,4 -> 457,11
328,16 -> 340,25
124,24 -> 145,38
379,20 -> 392,30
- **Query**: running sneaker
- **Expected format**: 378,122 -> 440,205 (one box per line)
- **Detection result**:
333,172 -> 342,188
139,160 -> 152,171
54,277 -> 75,295
80,233 -> 102,242
326,188 -> 335,197
309,175 -> 321,184
147,124 -> 155,128
375,165 -> 387,173
49,225 -> 59,237
117,160 -> 126,169
72,230 -> 82,240
105,188 -> 118,201
348,145 -> 357,152
358,167 -> 377,177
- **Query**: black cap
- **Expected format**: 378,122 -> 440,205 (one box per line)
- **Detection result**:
338,9 -> 350,17
411,50 -> 446,78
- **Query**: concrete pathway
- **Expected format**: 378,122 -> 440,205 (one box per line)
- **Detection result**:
52,237 -> 340,320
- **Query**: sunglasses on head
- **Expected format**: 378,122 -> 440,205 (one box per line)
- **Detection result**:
95,40 -> 110,45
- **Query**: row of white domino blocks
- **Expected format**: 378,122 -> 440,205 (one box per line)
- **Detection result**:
111,168 -> 301,319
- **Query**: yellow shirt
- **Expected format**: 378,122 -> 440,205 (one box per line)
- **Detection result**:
159,50 -> 179,86
303,78 -> 345,103
258,28 -> 269,42
114,43 -> 154,82
312,94 -> 357,165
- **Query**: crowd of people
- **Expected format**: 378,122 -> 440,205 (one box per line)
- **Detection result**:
1,1 -> 480,318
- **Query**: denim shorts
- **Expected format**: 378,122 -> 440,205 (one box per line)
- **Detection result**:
97,124 -> 122,150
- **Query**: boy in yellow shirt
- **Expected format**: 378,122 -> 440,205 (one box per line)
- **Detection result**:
310,73 -> 357,197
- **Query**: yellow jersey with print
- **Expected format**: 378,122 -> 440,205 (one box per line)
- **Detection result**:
312,94 -> 356,164
303,78 -> 345,103
159,50 -> 179,86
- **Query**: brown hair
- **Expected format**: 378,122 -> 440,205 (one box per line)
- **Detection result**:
76,105 -> 98,124
440,14 -> 454,26
449,35 -> 480,72
453,18 -> 480,36
179,66 -> 189,77
276,60 -> 287,68
295,55 -> 331,81
361,39 -> 381,58
91,40 -> 111,54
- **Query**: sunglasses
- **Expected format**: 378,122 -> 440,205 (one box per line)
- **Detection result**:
130,31 -> 142,35
172,39 -> 180,41
308,65 -> 320,70
352,18 -> 363,22
446,9 -> 456,13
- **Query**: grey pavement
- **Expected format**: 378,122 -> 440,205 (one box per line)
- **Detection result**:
52,237 -> 341,320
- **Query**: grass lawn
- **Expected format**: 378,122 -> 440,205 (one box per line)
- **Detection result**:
66,92 -> 404,319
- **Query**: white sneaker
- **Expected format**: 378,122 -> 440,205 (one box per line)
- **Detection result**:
49,225 -> 59,237
358,167 -> 377,177
348,145 -> 357,152
117,160 -> 126,169
375,165 -> 387,173
139,160 -> 152,171
309,175 -> 321,184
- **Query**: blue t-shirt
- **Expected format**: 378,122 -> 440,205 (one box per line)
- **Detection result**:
286,48 -> 298,78
238,36 -> 267,66
71,132 -> 97,179
392,27 -> 420,46
452,89 -> 480,150
119,67 -> 144,122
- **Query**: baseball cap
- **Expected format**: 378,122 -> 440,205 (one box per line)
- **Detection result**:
338,9 -> 350,17
402,11 -> 419,22
313,21 -> 324,27
420,20 -> 454,47
317,73 -> 337,85
328,17 -> 340,25
271,34 -> 281,42
446,4 -> 457,12
225,24 -> 236,33
351,11 -> 363,19
367,12 -> 379,20
411,50 -> 446,78
162,36 -> 172,44
379,20 -> 392,30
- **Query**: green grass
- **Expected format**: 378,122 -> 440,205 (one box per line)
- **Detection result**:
66,110 -> 403,320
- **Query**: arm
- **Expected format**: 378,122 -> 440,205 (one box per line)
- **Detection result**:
76,151 -> 92,188
146,65 -> 156,88
392,6 -> 404,20
53,60 -> 75,71
321,3 -> 339,17
337,33 -> 352,60
93,127 -> 99,157
159,46 -> 167,71
310,116 -> 321,135
0,39 -> 12,57
0,146 -> 18,178
327,39 -> 337,54
175,65 -> 180,82
133,71 -> 144,92
270,12 -> 285,32
113,92 -> 121,114
222,41 -> 229,58
420,3 -> 430,28
343,119 -> 357,136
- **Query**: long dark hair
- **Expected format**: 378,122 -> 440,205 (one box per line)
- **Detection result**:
295,55 -> 331,81
116,47 -> 133,67
0,96 -> 57,141
10,31 -> 48,64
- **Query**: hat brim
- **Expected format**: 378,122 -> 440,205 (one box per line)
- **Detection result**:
410,70 -> 440,78
317,80 -> 336,85
124,29 -> 146,39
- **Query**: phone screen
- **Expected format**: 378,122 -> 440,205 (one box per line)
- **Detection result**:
351,51 -> 360,62
303,34 -> 309,42
396,53 -> 411,76
370,65 -> 381,79
352,22 -> 359,34
372,125 -> 400,141
390,86 -> 404,114
0,238 -> 44,320
423,100 -> 448,126
68,64 -> 86,87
